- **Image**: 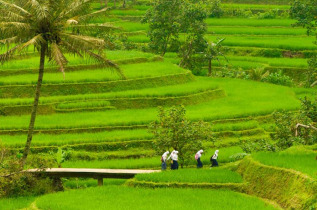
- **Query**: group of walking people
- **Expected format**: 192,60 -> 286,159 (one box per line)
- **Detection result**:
161,149 -> 219,170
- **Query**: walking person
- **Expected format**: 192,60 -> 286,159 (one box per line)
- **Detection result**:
167,150 -> 179,170
161,151 -> 169,170
195,150 -> 203,168
210,150 -> 219,167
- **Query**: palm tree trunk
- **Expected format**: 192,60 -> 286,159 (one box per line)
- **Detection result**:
21,45 -> 46,167
208,59 -> 212,76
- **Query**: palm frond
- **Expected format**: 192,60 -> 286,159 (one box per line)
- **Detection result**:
26,0 -> 48,19
85,50 -> 125,79
17,34 -> 45,52
0,36 -> 17,45
50,42 -> 68,74
60,0 -> 92,19
0,22 -> 31,31
77,7 -> 109,22
0,0 -> 30,16
60,33 -> 105,50
71,23 -> 120,33
0,45 -> 19,63
0,10 -> 25,22
59,41 -> 83,57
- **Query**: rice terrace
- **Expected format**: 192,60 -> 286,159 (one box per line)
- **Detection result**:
0,0 -> 316,209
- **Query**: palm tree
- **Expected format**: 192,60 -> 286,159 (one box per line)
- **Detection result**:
0,0 -> 125,167
203,38 -> 227,77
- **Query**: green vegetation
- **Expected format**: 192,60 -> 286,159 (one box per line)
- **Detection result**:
253,146 -> 317,178
135,168 -> 243,183
36,186 -> 277,210
0,196 -> 35,210
0,0 -> 316,208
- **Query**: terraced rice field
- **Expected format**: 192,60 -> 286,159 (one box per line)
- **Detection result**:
0,0 -> 316,209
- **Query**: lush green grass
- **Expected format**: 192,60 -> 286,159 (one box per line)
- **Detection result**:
0,50 -> 154,71
222,3 -> 290,9
62,157 -> 159,169
135,168 -> 243,183
211,120 -> 259,132
0,78 -> 300,130
0,196 -> 35,210
206,35 -> 317,51
114,21 -> 305,36
128,33 -> 316,50
211,55 -> 308,69
35,186 -> 277,210
209,26 -> 306,36
0,62 -> 186,85
0,77 -> 217,106
205,18 -> 296,27
0,129 -> 152,147
64,178 -> 127,189
253,146 -> 317,179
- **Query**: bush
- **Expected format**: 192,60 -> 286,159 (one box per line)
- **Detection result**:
208,0 -> 223,18
262,71 -> 293,86
0,145 -> 55,197
240,139 -> 277,153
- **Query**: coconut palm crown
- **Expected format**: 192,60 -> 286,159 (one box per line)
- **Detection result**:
0,0 -> 125,166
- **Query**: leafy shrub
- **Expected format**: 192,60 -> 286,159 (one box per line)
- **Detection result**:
300,97 -> 317,122
240,139 -> 277,153
272,110 -> 316,149
229,153 -> 248,162
249,68 -> 269,81
262,71 -> 293,86
208,0 -> 223,18
0,145 -> 55,197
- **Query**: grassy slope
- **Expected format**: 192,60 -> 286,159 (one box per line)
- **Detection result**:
252,146 -> 317,179
135,168 -> 243,183
0,62 -> 186,85
0,77 -> 218,106
0,196 -> 35,210
0,78 -> 300,130
35,186 -> 277,210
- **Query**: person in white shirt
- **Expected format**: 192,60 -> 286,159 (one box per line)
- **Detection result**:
167,150 -> 179,170
210,150 -> 219,167
161,151 -> 169,170
195,150 -> 203,168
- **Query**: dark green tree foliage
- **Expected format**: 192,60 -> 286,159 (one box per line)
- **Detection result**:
142,0 -> 182,56
208,0 -> 223,18
291,0 -> 317,87
272,98 -> 317,149
149,106 -> 213,168
290,0 -> 317,37
301,97 -> 317,122
179,1 -> 208,69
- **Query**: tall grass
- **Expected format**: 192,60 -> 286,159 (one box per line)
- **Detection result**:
0,196 -> 35,210
209,26 -> 306,36
62,157 -> 159,169
0,62 -> 186,85
0,50 -> 154,71
35,186 -> 277,210
205,18 -> 296,27
0,129 -> 153,147
135,168 -> 243,183
0,77 -> 217,106
0,78 -> 300,130
206,35 -> 317,51
252,146 -> 317,178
